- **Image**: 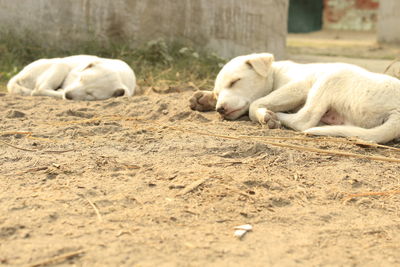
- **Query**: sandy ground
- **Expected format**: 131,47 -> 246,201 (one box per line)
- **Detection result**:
1,84 -> 400,266
287,30 -> 400,60
1,31 -> 400,266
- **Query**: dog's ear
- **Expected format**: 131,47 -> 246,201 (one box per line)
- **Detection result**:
246,53 -> 274,77
81,61 -> 99,71
113,88 -> 126,97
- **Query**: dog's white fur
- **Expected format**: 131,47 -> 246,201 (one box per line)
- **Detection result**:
190,53 -> 400,143
7,55 -> 136,100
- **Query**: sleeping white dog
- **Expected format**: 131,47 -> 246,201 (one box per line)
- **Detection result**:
7,55 -> 136,100
190,53 -> 400,144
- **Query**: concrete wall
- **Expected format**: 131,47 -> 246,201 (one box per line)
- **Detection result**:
323,0 -> 379,31
0,0 -> 288,59
377,0 -> 400,43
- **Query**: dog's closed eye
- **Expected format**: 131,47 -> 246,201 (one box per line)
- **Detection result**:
228,78 -> 241,88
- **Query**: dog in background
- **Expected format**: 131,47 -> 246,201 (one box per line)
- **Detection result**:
7,55 -> 136,100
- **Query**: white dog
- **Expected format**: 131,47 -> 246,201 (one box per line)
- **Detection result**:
7,55 -> 136,100
190,53 -> 400,144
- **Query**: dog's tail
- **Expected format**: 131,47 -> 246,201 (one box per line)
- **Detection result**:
304,113 -> 400,143
7,77 -> 32,96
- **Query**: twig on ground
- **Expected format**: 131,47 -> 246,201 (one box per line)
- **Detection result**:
27,136 -> 58,143
28,249 -> 85,267
1,140 -> 74,153
344,190 -> 400,201
29,116 -> 400,161
0,140 -> 38,152
0,131 -> 32,136
85,197 -> 102,222
13,166 -> 48,176
48,115 -> 400,153
177,177 -> 209,196
42,149 -> 75,154
201,160 -> 243,167
224,185 -> 255,199
246,135 -> 400,152
51,115 -> 134,126
121,163 -> 141,169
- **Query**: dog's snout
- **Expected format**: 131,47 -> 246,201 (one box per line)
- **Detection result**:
217,106 -> 225,115
64,92 -> 73,100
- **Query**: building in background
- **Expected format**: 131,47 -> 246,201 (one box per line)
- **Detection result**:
288,0 -> 324,33
289,0 -> 379,33
377,0 -> 400,43
324,0 -> 379,31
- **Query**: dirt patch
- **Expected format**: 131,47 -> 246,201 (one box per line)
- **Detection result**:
287,30 -> 400,60
1,89 -> 400,266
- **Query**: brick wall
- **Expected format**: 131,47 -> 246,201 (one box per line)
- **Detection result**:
323,0 -> 379,31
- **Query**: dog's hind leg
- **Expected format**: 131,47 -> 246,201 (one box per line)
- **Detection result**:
276,78 -> 333,131
249,81 -> 309,128
7,76 -> 32,95
304,112 -> 400,143
276,103 -> 329,131
31,63 -> 70,98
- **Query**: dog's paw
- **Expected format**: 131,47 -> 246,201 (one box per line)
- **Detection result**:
189,90 -> 217,112
256,108 -> 281,129
263,110 -> 281,129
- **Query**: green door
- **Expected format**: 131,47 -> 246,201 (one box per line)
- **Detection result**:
288,0 -> 323,33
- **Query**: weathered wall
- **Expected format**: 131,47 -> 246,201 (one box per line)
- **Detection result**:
323,0 -> 379,31
377,0 -> 400,43
0,0 -> 288,59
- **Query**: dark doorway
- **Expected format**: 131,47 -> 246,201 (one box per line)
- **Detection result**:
288,0 -> 323,33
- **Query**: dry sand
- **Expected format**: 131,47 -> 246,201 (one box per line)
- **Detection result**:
1,84 -> 400,266
2,32 -> 400,265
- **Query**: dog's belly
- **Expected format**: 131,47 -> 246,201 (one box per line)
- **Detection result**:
320,109 -> 344,125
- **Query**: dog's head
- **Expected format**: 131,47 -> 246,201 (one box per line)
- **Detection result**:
213,53 -> 275,120
63,61 -> 131,101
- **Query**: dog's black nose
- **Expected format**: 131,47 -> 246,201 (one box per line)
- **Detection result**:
64,92 -> 73,100
216,106 -> 225,115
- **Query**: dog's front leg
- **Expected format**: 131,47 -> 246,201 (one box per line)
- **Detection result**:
249,81 -> 308,128
189,90 -> 217,112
